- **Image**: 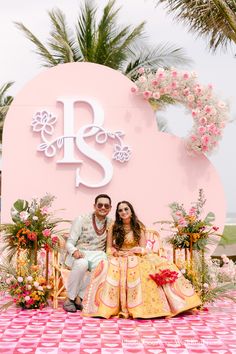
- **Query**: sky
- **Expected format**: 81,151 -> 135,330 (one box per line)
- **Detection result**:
0,0 -> 236,215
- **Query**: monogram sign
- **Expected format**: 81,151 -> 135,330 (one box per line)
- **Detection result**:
31,97 -> 131,188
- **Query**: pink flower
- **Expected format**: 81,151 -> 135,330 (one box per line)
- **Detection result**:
171,81 -> 178,89
156,68 -> 165,79
208,123 -> 217,134
178,217 -> 187,226
199,117 -> 207,125
204,105 -> 213,114
171,70 -> 178,78
153,91 -> 161,99
213,226 -> 219,231
182,72 -> 190,80
42,229 -> 51,237
191,135 -> 197,142
183,88 -> 190,96
52,236 -> 59,244
198,126 -> 206,135
138,67 -> 145,74
40,207 -> 49,215
151,79 -> 159,86
131,86 -> 138,93
189,207 -> 197,216
201,135 -> 210,145
143,91 -> 152,99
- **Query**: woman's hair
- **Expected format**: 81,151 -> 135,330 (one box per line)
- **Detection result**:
113,201 -> 144,248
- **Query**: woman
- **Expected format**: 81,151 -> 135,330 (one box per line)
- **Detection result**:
82,201 -> 201,318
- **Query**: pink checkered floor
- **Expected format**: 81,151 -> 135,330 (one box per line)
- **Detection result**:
0,297 -> 236,354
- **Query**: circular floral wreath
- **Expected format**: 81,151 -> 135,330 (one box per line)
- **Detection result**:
132,67 -> 229,154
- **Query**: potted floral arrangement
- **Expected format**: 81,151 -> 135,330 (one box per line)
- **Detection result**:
167,189 -> 221,252
1,194 -> 65,265
0,259 -> 52,310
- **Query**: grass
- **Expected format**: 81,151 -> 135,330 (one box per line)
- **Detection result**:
219,225 -> 236,246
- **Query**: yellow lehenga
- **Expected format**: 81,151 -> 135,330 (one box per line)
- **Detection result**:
82,231 -> 202,319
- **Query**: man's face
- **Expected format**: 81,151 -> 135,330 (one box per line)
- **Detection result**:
94,197 -> 111,219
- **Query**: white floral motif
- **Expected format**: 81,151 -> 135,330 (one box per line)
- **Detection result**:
31,112 -> 131,163
112,145 -> 131,162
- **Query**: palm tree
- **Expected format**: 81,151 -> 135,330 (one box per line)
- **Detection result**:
15,0 -> 191,79
0,82 -> 14,143
157,0 -> 236,53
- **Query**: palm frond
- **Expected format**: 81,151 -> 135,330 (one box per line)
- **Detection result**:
76,0 -> 96,61
15,22 -> 59,67
125,42 -> 192,78
158,0 -> 236,52
48,9 -> 81,62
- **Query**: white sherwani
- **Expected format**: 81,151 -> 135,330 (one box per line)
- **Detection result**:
65,213 -> 112,300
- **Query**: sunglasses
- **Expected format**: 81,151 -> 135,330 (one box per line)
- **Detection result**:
118,207 -> 129,213
96,203 -> 111,210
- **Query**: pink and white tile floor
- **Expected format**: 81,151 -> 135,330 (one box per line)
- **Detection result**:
0,297 -> 236,354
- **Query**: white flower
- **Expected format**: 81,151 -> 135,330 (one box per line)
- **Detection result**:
46,285 -> 52,290
19,211 -> 30,221
32,216 -> 38,221
26,276 -> 33,282
17,277 -> 24,283
38,286 -> 44,291
33,281 -> 39,287
27,285 -> 32,290
24,296 -> 31,301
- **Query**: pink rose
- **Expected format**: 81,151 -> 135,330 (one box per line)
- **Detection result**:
131,86 -> 138,93
42,229 -> 51,237
198,126 -> 206,135
143,91 -> 152,99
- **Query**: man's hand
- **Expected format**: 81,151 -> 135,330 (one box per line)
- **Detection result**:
72,250 -> 84,259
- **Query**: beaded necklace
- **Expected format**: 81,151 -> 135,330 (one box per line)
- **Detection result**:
92,213 -> 107,236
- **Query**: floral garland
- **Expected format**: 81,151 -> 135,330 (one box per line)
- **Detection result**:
132,67 -> 229,154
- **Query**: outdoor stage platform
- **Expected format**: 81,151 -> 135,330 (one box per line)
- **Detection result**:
0,297 -> 235,353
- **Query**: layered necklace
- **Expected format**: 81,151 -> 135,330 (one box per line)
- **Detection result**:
92,213 -> 107,236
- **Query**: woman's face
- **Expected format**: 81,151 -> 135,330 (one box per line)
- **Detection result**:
117,203 -> 132,222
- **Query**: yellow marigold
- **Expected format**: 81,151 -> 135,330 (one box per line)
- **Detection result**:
192,233 -> 201,242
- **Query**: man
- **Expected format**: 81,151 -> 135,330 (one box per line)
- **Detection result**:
63,194 -> 112,312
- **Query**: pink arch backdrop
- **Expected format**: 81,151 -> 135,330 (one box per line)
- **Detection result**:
1,63 -> 226,248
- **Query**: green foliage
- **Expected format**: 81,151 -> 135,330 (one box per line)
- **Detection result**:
220,225 -> 236,245
157,0 -> 236,53
15,0 -> 191,76
0,81 -> 14,143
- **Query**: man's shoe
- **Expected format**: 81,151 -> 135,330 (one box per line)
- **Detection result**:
63,299 -> 77,313
75,296 -> 83,311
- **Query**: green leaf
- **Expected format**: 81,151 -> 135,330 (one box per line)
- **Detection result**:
204,212 -> 215,224
13,199 -> 28,212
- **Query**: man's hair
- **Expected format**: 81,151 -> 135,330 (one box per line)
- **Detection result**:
95,194 -> 111,205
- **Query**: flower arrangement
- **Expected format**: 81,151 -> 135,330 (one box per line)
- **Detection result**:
1,194 -> 64,261
166,189 -> 221,251
131,67 -> 229,154
149,269 -> 179,286
0,259 -> 52,310
180,253 -> 236,306
7,269 -> 51,309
